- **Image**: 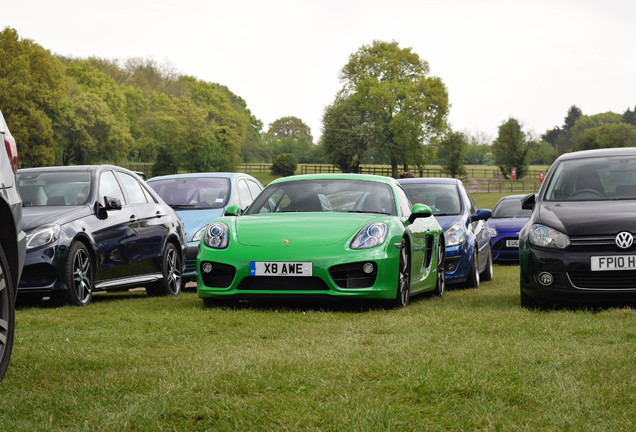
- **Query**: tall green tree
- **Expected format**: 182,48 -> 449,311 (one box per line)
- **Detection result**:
572,123 -> 636,151
623,106 -> 636,126
0,27 -> 64,166
492,118 -> 535,179
321,93 -> 367,172
338,40 -> 449,177
265,116 -> 314,144
438,131 -> 467,177
542,105 -> 583,155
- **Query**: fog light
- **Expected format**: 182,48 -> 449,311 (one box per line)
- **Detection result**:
202,262 -> 213,274
446,262 -> 456,272
538,272 -> 553,286
362,262 -> 374,274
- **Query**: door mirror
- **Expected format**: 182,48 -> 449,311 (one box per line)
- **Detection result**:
521,193 -> 536,210
408,203 -> 433,224
224,204 -> 241,216
470,209 -> 492,223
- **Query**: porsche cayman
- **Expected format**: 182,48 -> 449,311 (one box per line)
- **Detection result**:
196,174 -> 445,307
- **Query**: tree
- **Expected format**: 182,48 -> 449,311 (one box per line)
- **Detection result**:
338,40 -> 449,177
572,123 -> 636,151
623,106 -> 636,126
271,153 -> 297,177
492,118 -> 535,179
542,105 -> 583,155
438,131 -> 467,177
265,116 -> 314,144
321,93 -> 367,172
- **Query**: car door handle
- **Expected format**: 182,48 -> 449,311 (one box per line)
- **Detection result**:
155,211 -> 163,218
129,214 -> 137,222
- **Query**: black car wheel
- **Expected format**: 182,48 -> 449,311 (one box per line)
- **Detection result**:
480,249 -> 493,282
64,241 -> 94,306
433,239 -> 446,297
0,243 -> 15,380
466,248 -> 480,288
393,239 -> 411,307
147,243 -> 182,297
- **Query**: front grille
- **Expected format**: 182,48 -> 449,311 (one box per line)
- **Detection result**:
19,263 -> 56,287
569,233 -> 636,252
568,271 -> 636,290
329,262 -> 377,288
185,259 -> 197,274
237,276 -> 329,291
200,262 -> 236,288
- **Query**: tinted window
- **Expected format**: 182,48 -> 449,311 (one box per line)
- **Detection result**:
401,183 -> 461,215
116,172 -> 147,204
148,177 -> 230,209
99,171 -> 126,205
492,199 -> 532,218
17,171 -> 91,207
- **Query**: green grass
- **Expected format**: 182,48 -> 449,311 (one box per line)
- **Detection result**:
3,266 -> 635,431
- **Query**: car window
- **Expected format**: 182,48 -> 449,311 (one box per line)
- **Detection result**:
237,179 -> 252,209
99,170 -> 126,205
400,183 -> 461,215
246,179 -> 263,199
395,186 -> 412,217
246,179 -> 396,215
148,177 -> 230,209
545,155 -> 636,201
116,172 -> 148,204
465,189 -> 477,214
492,199 -> 532,218
17,171 -> 91,206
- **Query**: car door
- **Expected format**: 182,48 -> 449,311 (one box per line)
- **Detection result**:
115,170 -> 169,275
92,169 -> 140,282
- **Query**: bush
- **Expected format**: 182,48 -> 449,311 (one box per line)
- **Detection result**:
271,153 -> 297,177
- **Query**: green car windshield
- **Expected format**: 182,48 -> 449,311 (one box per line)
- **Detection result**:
245,179 -> 397,216
545,155 -> 636,201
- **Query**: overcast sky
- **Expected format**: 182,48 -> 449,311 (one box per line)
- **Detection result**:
3,0 -> 635,142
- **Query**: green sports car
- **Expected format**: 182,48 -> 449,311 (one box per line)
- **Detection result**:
196,174 -> 445,307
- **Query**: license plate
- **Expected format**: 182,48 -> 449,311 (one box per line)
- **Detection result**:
506,239 -> 519,248
250,261 -> 313,276
590,255 -> 636,271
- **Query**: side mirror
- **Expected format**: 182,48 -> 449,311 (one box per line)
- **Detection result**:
521,193 -> 536,210
104,196 -> 122,210
470,209 -> 492,223
408,203 -> 433,224
224,204 -> 241,216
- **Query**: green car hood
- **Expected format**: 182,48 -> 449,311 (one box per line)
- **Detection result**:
235,213 -> 384,247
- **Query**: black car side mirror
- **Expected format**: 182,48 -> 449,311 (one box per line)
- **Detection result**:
521,193 -> 536,210
408,203 -> 433,224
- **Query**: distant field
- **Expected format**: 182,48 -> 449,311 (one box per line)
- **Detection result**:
4,263 -> 635,430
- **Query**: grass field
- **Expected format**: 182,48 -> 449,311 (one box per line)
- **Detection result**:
3,192 -> 634,431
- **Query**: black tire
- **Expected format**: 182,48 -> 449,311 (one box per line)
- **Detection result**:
480,249 -> 493,282
465,248 -> 480,288
64,241 -> 94,306
0,243 -> 15,380
393,239 -> 411,308
432,239 -> 446,297
146,243 -> 182,297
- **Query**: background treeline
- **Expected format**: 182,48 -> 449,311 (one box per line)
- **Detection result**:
3,27 -> 636,179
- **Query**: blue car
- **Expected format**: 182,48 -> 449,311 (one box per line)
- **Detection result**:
487,194 -> 531,264
399,178 -> 492,287
147,173 -> 264,281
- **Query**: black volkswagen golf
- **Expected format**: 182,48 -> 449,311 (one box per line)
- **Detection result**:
519,147 -> 636,308
16,165 -> 186,306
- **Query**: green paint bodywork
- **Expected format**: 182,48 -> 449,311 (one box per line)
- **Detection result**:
197,174 -> 444,302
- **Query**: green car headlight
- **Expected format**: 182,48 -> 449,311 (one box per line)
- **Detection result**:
444,222 -> 465,247
26,224 -> 61,249
351,222 -> 387,249
204,222 -> 229,249
529,224 -> 570,249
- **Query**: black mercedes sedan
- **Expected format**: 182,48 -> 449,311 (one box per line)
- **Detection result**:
519,147 -> 636,308
16,165 -> 186,306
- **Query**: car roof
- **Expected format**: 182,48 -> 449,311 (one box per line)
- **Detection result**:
556,147 -> 636,161
17,165 -> 134,174
147,172 -> 252,182
498,194 -> 526,201
397,177 -> 461,185
269,173 -> 397,186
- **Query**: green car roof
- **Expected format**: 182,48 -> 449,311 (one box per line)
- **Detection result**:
269,173 -> 397,185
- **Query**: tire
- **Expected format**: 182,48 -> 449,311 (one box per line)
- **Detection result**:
465,247 -> 480,288
64,241 -> 94,306
0,243 -> 15,380
480,249 -> 493,282
146,243 -> 182,297
393,239 -> 411,308
432,239 -> 446,297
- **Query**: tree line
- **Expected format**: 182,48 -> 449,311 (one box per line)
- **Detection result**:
2,27 -> 635,180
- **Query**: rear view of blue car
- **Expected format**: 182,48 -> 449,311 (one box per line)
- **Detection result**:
487,194 -> 531,263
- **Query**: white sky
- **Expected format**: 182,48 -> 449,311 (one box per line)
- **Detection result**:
3,0 -> 635,143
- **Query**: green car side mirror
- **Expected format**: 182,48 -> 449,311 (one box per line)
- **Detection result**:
224,204 -> 241,216
408,203 -> 433,224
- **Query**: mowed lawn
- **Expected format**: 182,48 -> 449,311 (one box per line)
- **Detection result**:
2,190 -> 635,431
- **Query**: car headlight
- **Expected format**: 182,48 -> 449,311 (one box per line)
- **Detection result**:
26,224 -> 61,249
529,224 -> 571,249
351,222 -> 387,249
204,222 -> 229,249
192,226 -> 207,243
444,223 -> 465,247
488,227 -> 497,238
